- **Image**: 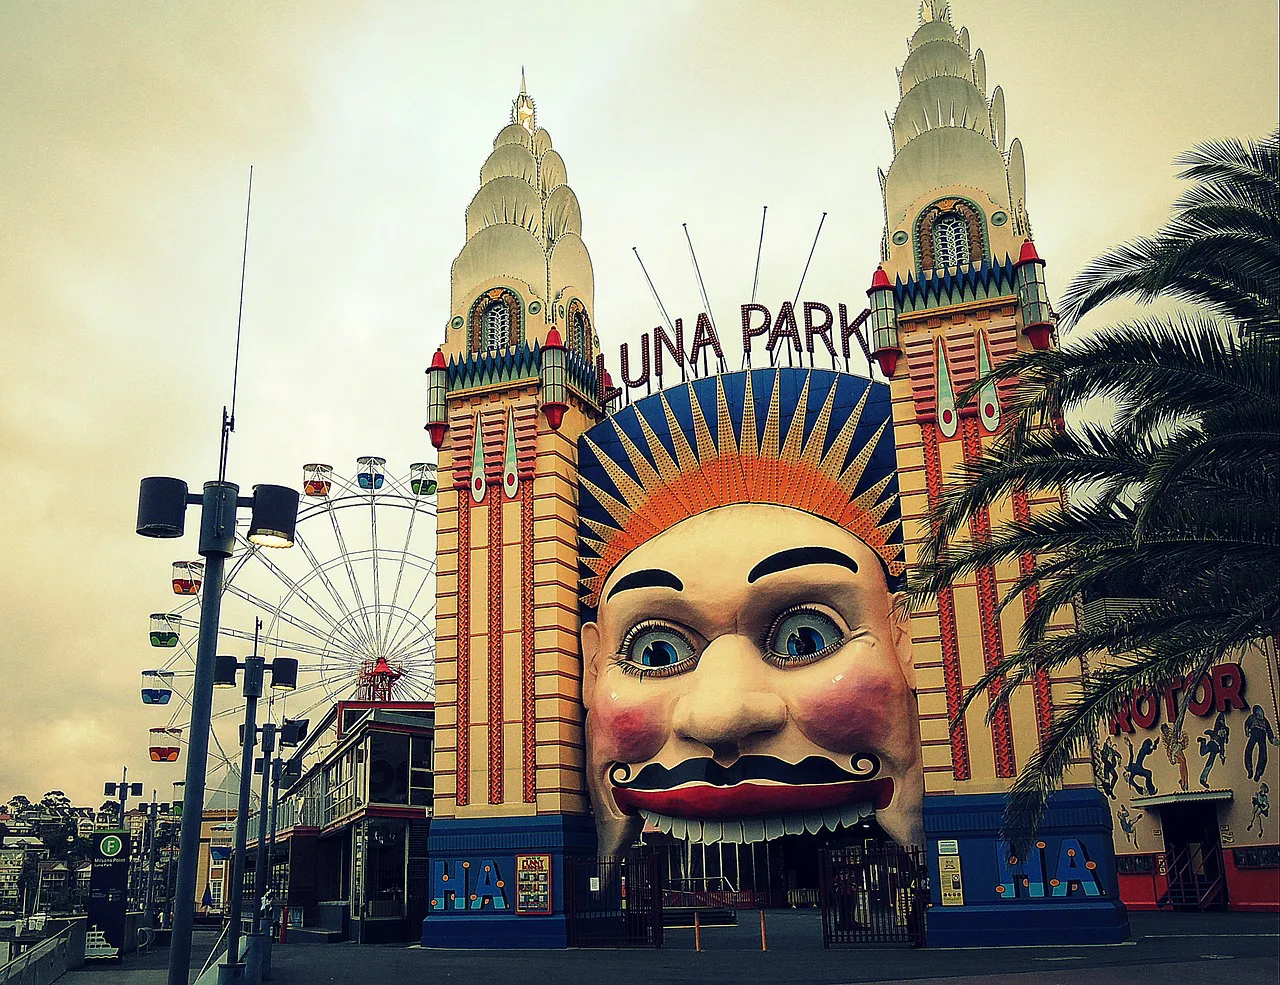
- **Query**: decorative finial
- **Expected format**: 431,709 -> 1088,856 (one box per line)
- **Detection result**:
512,69 -> 536,135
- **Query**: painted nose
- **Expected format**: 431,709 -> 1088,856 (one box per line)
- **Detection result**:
671,634 -> 787,760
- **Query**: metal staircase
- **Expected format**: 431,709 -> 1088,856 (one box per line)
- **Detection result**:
1158,843 -> 1226,910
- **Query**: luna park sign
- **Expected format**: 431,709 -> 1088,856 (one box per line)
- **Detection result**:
611,301 -> 874,395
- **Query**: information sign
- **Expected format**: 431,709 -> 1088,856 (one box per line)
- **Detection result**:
514,854 -> 552,915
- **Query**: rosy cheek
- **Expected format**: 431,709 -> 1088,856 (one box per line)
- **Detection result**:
791,658 -> 912,755
588,678 -> 672,765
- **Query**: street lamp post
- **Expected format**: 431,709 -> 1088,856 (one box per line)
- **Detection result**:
246,725 -> 275,982
250,718 -> 305,982
103,768 -> 144,904
136,474 -> 299,985
212,624 -> 297,984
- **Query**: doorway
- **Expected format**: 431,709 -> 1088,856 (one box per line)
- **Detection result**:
1160,801 -> 1227,908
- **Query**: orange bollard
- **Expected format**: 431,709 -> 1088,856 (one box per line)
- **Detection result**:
760,909 -> 768,951
694,911 -> 702,952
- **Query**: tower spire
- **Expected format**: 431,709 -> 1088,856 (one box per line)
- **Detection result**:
513,69 -> 536,134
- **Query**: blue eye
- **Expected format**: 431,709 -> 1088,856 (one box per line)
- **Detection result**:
622,625 -> 696,674
767,609 -> 844,663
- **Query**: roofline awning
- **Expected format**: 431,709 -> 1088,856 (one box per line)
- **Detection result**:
1131,789 -> 1234,808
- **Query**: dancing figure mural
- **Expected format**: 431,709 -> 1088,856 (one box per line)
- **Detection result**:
1097,738 -> 1121,800
1123,736 -> 1160,797
1161,724 -> 1190,792
1116,804 -> 1144,849
1197,712 -> 1230,788
578,368 -> 922,854
1243,706 -> 1279,783
1247,783 -> 1270,837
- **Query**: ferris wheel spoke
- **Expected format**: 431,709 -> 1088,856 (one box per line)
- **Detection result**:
323,498 -> 379,654
385,603 -> 436,661
239,534 -> 369,656
224,581 -> 343,651
383,571 -> 436,657
292,529 -> 373,654
368,486 -> 383,656
379,500 -> 421,649
213,623 -> 338,662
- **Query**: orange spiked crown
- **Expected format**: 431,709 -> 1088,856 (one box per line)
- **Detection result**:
577,368 -> 906,610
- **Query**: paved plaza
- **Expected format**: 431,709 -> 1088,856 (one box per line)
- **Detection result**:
63,910 -> 1279,985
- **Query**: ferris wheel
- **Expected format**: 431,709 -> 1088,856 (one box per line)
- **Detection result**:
139,458 -> 439,775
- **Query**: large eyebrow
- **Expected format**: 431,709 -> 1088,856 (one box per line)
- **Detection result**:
747,546 -> 859,583
605,568 -> 684,601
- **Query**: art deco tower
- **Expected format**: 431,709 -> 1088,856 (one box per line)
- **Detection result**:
873,0 -> 1065,795
426,77 -> 606,836
870,1 -> 1126,945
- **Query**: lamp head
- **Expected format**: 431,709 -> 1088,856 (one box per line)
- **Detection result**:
280,718 -> 309,747
214,655 -> 239,688
137,477 -> 189,538
248,484 -> 300,548
269,657 -> 299,691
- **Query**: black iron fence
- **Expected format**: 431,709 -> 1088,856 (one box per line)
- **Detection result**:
564,852 -> 663,948
819,844 -> 926,947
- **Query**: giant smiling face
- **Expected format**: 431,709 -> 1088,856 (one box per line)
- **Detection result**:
580,502 -> 923,856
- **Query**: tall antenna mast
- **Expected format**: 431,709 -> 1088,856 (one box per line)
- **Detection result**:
790,211 -> 827,369
219,166 -> 254,482
632,246 -> 679,389
682,223 -> 724,376
747,206 -> 767,368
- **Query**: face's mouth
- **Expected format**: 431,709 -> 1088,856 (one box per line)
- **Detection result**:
637,802 -> 877,845
609,754 -> 892,825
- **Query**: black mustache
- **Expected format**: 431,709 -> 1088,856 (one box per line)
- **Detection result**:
610,754 -> 880,790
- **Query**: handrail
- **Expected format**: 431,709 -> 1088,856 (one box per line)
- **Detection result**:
0,923 -> 76,985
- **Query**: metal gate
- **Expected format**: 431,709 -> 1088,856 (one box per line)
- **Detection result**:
564,852 -> 663,948
820,844 -> 926,947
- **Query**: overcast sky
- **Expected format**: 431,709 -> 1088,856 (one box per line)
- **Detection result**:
1,1 -> 1276,809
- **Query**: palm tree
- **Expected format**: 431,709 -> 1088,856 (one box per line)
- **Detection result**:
911,130 -> 1280,847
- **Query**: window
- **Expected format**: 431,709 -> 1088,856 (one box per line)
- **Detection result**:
410,734 -> 433,808
932,214 -> 971,268
369,732 -> 409,806
484,303 -> 511,350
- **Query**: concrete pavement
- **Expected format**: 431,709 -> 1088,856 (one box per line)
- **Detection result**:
64,910 -> 1279,985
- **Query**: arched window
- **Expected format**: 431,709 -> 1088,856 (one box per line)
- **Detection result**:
483,303 -> 511,350
916,199 -> 984,272
932,215 -> 971,269
467,287 -> 522,352
566,299 -> 591,359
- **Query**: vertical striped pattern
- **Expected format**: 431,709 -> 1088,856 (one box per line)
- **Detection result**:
923,422 -> 971,780
963,417 -> 1017,778
1012,487 -> 1054,746
488,491 -> 504,804
455,494 -> 471,807
520,482 -> 537,803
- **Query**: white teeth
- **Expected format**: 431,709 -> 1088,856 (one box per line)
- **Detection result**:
635,803 -> 876,844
